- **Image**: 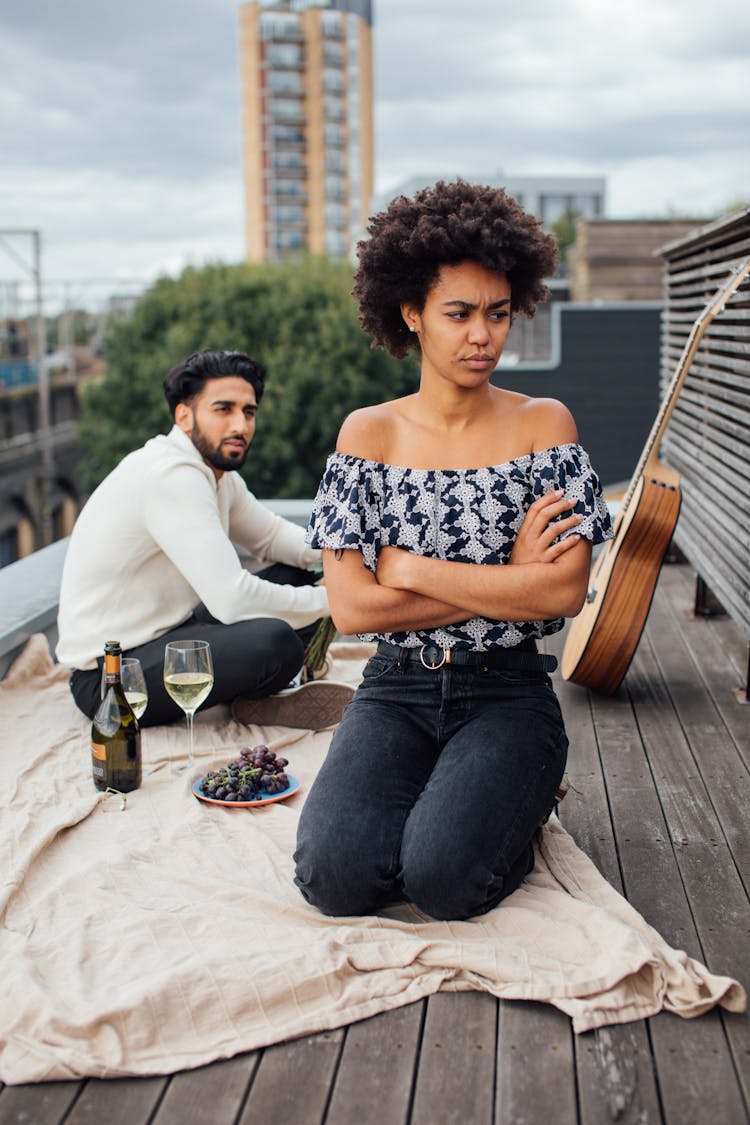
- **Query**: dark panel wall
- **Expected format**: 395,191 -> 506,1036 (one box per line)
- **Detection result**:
492,305 -> 662,488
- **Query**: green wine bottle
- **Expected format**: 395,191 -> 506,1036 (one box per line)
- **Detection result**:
91,641 -> 142,792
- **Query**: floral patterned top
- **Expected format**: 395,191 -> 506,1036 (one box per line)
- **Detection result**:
307,442 -> 613,650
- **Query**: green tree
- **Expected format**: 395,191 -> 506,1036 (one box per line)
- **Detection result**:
78,257 -> 419,498
551,209 -> 581,267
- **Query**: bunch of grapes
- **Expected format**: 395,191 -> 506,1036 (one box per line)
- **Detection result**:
198,744 -> 290,803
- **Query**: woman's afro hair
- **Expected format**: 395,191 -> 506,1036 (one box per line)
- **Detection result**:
353,179 -> 559,358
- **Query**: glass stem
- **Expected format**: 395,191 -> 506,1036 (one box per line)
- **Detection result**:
186,711 -> 195,765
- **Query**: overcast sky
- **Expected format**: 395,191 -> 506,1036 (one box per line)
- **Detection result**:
1,0 -> 748,304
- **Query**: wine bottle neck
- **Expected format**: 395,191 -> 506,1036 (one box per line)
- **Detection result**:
103,652 -> 121,683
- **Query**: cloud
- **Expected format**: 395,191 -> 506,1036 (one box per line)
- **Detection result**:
0,0 -> 748,290
373,0 -> 750,216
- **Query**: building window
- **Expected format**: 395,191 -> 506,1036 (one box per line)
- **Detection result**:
270,123 -> 305,145
321,11 -> 344,38
270,97 -> 304,121
272,179 -> 306,198
260,12 -> 302,41
323,43 -> 344,66
274,150 -> 304,171
324,123 -> 345,146
266,42 -> 304,68
325,230 -> 347,257
268,70 -> 303,95
571,193 -> 602,218
326,149 -> 346,173
323,67 -> 345,93
538,195 -> 570,225
274,231 -> 305,254
325,201 -> 347,224
323,95 -> 345,121
325,175 -> 346,200
276,204 -> 304,224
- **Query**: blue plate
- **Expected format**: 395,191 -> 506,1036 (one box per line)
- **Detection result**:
192,774 -> 300,808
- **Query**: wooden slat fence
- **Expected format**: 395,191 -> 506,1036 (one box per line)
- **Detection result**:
659,208 -> 750,673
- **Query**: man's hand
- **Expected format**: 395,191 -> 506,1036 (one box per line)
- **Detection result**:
509,490 -> 583,566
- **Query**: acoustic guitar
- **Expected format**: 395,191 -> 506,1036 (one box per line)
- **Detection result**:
561,255 -> 750,695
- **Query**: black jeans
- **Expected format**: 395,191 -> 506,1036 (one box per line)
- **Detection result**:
294,649 -> 568,921
70,563 -> 321,727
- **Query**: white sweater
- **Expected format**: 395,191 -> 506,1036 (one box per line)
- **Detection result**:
57,426 -> 329,669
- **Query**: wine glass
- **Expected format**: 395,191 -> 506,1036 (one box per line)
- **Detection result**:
121,658 -> 148,720
100,657 -> 148,721
163,640 -> 214,772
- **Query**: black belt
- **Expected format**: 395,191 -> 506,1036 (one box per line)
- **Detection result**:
376,640 -> 557,673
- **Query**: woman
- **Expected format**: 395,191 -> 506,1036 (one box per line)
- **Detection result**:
294,180 -> 612,921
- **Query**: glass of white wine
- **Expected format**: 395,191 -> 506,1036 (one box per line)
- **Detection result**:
101,657 -> 148,721
163,640 -> 214,772
121,658 -> 148,721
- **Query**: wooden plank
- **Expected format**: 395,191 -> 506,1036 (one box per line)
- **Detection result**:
632,594 -> 750,1110
151,1056 -> 257,1125
640,592 -> 750,886
410,992 -> 496,1125
63,1076 -> 166,1125
552,663 -> 665,1125
496,1001 -> 577,1125
657,564 -> 749,766
646,1010 -> 748,1125
551,647 -> 623,889
0,1081 -> 82,1125
575,1023 -> 662,1125
326,1003 -> 423,1125
588,680 -> 745,1124
237,1029 -> 343,1125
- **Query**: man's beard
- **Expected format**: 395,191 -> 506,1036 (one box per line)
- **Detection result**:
190,424 -> 249,472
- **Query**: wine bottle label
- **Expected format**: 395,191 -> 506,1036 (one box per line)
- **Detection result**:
92,741 -> 107,761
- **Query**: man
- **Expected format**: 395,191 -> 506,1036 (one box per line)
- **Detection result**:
57,348 -> 353,729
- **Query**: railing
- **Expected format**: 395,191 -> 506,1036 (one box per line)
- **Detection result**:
659,207 -> 750,683
0,501 -> 314,680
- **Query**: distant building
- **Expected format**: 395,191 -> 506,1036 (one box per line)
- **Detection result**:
239,0 -> 374,263
568,219 -> 708,302
372,173 -> 606,230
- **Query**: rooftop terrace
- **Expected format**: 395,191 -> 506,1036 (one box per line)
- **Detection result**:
0,554 -> 747,1125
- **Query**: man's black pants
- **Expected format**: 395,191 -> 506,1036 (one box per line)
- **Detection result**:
69,564 -> 321,727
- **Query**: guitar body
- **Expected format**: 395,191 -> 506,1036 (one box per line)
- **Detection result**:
561,470 -> 681,694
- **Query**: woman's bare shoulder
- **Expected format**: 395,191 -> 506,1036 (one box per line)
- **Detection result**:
519,396 -> 579,450
336,401 -> 403,460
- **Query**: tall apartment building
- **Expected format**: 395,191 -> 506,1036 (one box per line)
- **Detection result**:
239,0 -> 374,263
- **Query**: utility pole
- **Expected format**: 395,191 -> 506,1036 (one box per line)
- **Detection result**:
33,231 -> 52,545
0,228 -> 53,547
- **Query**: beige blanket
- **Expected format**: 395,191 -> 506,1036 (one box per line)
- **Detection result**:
0,636 -> 744,1084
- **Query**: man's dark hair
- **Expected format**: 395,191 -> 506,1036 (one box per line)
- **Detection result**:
163,349 -> 266,417
353,179 -> 559,359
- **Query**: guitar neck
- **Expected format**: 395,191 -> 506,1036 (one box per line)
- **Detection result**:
616,256 -> 750,529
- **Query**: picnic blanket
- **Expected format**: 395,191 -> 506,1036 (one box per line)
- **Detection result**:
0,635 -> 744,1084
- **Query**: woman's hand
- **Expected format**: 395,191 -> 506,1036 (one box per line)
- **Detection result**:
375,545 -> 412,589
509,490 -> 583,566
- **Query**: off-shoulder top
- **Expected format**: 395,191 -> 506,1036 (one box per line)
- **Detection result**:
306,442 -> 613,651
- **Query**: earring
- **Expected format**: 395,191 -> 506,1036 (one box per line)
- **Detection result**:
409,326 -> 416,332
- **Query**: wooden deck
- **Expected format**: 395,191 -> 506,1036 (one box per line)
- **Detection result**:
1,559 -> 747,1125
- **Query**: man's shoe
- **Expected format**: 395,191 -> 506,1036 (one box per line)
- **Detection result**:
232,679 -> 355,731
